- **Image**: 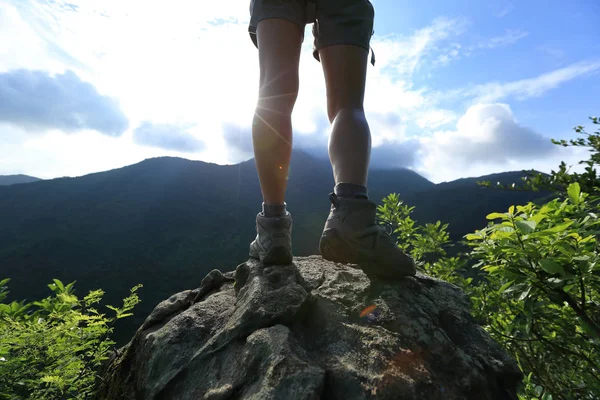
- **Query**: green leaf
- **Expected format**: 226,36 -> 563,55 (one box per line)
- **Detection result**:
579,235 -> 595,243
578,318 -> 598,338
539,259 -> 566,277
65,282 -> 75,293
566,232 -> 582,240
492,227 -> 514,239
465,233 -> 482,240
486,212 -> 508,220
41,374 -> 65,391
518,285 -> 533,301
535,386 -> 544,396
543,221 -> 574,233
483,265 -> 502,273
508,205 -> 515,215
567,182 -> 581,205
505,282 -> 527,294
52,279 -> 65,292
515,220 -> 536,234
498,226 -> 515,233
529,212 -> 547,224
573,255 -> 590,261
498,281 -> 514,293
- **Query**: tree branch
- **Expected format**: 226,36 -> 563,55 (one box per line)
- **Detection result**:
580,275 -> 586,312
489,325 -> 541,343
555,288 -> 600,338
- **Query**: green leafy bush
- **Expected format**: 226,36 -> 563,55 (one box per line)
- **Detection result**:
467,184 -> 599,399
376,193 -> 472,288
379,116 -> 600,399
0,279 -> 141,399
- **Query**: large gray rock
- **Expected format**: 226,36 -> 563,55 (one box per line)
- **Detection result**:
96,256 -> 522,399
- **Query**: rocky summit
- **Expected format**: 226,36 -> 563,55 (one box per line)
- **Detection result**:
96,256 -> 522,400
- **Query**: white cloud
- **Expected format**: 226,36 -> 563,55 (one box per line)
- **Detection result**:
0,0 -> 260,169
497,4 -> 514,18
0,69 -> 128,136
416,103 -> 582,183
440,29 -> 528,62
0,127 -> 160,179
415,109 -> 458,130
435,60 -> 600,107
475,29 -> 529,50
466,60 -> 600,103
536,45 -> 565,59
133,122 -> 204,153
0,3 -> 65,73
435,44 -> 461,66
372,17 -> 467,78
0,0 -> 596,185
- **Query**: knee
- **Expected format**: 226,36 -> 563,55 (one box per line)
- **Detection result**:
257,69 -> 299,117
327,107 -> 367,125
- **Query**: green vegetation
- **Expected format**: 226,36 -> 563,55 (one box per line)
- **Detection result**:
378,116 -> 600,399
0,279 -> 141,399
0,148 -> 546,345
1,117 -> 596,398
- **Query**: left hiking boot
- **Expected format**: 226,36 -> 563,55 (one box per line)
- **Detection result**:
249,211 -> 293,265
319,193 -> 416,278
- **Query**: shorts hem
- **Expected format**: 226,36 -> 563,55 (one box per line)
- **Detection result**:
312,41 -> 371,62
249,5 -> 306,49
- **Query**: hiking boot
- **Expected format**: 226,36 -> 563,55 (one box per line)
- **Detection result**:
249,211 -> 293,265
319,193 -> 416,278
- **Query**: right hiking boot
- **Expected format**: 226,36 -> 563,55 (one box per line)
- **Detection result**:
319,193 -> 416,278
249,211 -> 293,265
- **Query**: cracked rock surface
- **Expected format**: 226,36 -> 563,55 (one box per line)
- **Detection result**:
96,256 -> 522,400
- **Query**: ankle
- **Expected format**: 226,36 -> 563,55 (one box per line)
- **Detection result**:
334,183 -> 368,200
262,202 -> 287,217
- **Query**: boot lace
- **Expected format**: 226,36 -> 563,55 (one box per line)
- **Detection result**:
375,218 -> 395,236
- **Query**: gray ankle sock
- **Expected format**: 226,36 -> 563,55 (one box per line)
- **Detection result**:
334,183 -> 368,199
262,202 -> 287,217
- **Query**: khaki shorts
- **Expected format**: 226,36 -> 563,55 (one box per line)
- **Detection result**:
249,0 -> 375,65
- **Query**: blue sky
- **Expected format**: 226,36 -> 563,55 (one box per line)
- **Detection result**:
0,0 -> 598,183
375,0 -> 599,139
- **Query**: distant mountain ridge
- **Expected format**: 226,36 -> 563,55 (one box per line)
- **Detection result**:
0,151 -> 549,343
0,174 -> 40,186
404,170 -> 550,241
